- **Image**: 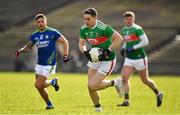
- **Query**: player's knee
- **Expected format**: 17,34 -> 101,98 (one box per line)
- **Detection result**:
88,83 -> 94,90
122,76 -> 128,84
88,82 -> 98,90
35,82 -> 44,90
141,78 -> 149,85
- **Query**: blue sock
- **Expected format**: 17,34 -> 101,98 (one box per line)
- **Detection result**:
51,79 -> 56,86
47,101 -> 53,107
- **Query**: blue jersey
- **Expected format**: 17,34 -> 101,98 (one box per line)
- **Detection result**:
30,26 -> 61,66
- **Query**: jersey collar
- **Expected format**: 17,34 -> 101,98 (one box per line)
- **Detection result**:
125,23 -> 135,29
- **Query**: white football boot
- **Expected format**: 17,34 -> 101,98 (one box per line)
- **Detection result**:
115,78 -> 124,98
95,107 -> 102,112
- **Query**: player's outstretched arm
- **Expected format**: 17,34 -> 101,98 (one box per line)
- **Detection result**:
57,35 -> 70,63
15,41 -> 34,57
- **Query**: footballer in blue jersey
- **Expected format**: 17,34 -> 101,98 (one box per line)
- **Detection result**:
16,14 -> 70,110
30,26 -> 61,66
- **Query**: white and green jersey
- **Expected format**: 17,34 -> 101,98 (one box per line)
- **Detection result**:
121,23 -> 147,59
80,20 -> 115,61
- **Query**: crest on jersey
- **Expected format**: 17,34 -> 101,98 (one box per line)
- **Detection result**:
125,31 -> 129,35
85,32 -> 88,36
45,35 -> 49,39
96,33 -> 99,37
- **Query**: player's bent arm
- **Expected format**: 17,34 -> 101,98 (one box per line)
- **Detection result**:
133,34 -> 149,49
20,41 -> 34,53
79,38 -> 87,53
57,35 -> 69,56
16,41 -> 34,56
109,31 -> 124,50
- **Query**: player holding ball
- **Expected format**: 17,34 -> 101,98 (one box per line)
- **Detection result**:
79,8 -> 124,112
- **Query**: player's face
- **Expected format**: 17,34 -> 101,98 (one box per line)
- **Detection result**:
124,16 -> 135,27
36,17 -> 47,30
83,14 -> 96,28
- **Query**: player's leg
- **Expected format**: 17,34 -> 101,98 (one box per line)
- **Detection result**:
44,65 -> 59,91
36,64 -> 59,91
88,71 -> 113,91
138,68 -> 163,107
87,60 -> 115,112
93,59 -> 116,90
136,57 -> 163,107
117,65 -> 134,106
44,78 -> 59,91
139,68 -> 159,94
88,70 -> 114,112
34,64 -> 58,109
35,74 -> 54,109
87,68 -> 102,112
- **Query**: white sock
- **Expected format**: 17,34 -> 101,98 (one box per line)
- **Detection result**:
113,79 -> 119,87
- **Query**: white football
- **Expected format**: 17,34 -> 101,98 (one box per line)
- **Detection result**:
89,47 -> 102,62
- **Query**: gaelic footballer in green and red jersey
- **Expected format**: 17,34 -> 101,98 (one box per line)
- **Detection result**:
80,20 -> 115,61
121,23 -> 147,59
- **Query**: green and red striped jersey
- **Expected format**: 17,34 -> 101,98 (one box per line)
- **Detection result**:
80,20 -> 115,61
121,23 -> 147,59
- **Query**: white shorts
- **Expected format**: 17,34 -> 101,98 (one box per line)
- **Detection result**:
124,57 -> 148,71
87,59 -> 116,76
35,64 -> 56,78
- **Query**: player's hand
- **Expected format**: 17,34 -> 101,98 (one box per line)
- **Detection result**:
120,48 -> 125,56
83,49 -> 92,62
15,49 -> 22,57
99,48 -> 112,61
63,55 -> 70,63
126,47 -> 134,53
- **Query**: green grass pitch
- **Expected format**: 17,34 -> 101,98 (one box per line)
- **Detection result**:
0,72 -> 180,114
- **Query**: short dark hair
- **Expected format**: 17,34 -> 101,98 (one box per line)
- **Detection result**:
123,11 -> 135,18
83,8 -> 98,17
35,14 -> 46,20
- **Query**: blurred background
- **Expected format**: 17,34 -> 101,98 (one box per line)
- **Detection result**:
0,0 -> 179,75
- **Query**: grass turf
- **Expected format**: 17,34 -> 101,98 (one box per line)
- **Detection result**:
0,72 -> 180,114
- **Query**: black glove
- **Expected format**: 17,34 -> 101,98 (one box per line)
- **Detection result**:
99,48 -> 112,61
126,47 -> 134,53
63,55 -> 70,63
120,48 -> 125,56
83,49 -> 92,62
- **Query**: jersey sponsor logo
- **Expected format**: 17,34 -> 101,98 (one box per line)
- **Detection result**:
35,37 -> 39,40
87,36 -> 108,45
40,35 -> 43,40
37,40 -> 50,48
124,34 -> 139,42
